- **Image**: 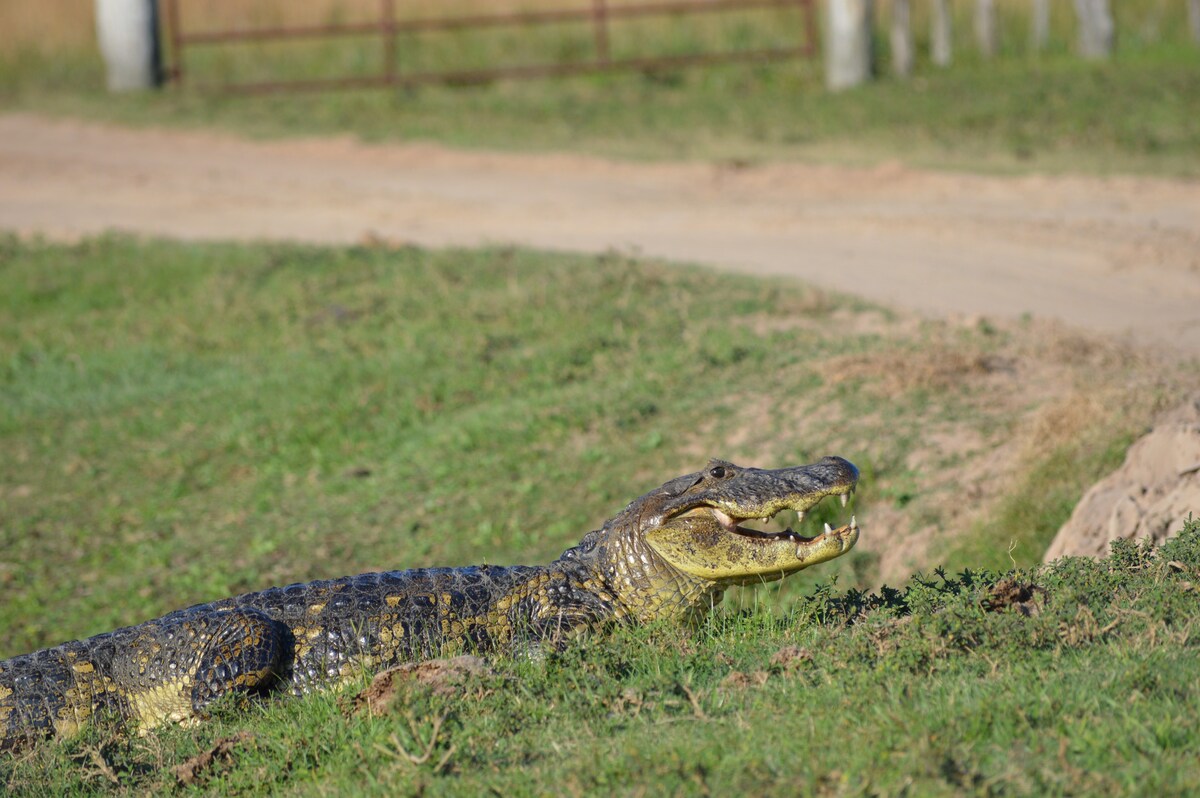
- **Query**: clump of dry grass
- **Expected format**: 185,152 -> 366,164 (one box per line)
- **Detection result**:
820,344 -> 1012,396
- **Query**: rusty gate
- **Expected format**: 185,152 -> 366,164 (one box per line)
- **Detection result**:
162,0 -> 817,93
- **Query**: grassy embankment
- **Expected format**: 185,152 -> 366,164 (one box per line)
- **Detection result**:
2,1 -> 1199,175
1,236 -> 1197,794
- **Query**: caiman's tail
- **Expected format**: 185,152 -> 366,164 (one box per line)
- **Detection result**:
1,649 -> 87,752
1,607 -> 290,752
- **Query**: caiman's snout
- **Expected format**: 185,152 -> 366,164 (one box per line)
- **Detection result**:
807,455 -> 859,485
784,456 -> 859,501
701,455 -> 860,522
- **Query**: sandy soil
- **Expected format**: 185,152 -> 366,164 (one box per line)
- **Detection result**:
3,112 -> 1199,352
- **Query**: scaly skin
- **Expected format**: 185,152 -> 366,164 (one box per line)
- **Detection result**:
0,457 -> 859,751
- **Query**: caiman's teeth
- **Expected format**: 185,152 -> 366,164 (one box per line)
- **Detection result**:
850,515 -> 858,530
824,522 -> 833,535
840,494 -> 849,508
797,511 -> 805,523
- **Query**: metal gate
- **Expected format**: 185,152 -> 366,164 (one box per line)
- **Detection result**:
162,0 -> 817,93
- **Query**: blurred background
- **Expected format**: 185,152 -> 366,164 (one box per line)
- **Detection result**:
3,0 -> 1198,172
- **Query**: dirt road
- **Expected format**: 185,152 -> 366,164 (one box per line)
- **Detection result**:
3,113 -> 1198,351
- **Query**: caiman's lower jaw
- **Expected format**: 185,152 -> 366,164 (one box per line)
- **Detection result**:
650,494 -> 860,583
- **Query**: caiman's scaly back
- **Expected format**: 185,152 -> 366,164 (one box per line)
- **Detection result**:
0,457 -> 859,751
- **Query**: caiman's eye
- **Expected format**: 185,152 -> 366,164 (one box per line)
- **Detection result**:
708,466 -> 728,479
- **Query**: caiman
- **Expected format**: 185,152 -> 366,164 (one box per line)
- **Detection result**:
0,457 -> 859,751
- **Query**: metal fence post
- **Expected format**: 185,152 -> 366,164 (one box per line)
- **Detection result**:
161,0 -> 819,94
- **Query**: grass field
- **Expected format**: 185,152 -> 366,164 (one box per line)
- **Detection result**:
1,235 -> 1197,793
2,1 -> 1199,175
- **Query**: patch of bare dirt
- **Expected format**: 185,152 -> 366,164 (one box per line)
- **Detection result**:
172,731 -> 255,786
768,645 -> 814,670
1045,393 -> 1200,561
719,669 -> 771,690
718,646 -> 814,690
981,579 -> 1046,616
350,655 -> 492,717
680,312 -> 1190,583
820,345 -> 1014,397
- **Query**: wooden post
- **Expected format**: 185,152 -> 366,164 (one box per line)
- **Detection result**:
824,0 -> 874,91
1031,0 -> 1050,51
592,0 -> 610,65
975,0 -> 997,58
890,0 -> 913,77
164,0 -> 183,84
1072,0 -> 1113,58
931,0 -> 952,66
381,0 -> 395,84
1188,0 -> 1200,44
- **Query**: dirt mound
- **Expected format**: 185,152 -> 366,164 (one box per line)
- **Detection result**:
1044,394 -> 1200,561
350,655 -> 492,716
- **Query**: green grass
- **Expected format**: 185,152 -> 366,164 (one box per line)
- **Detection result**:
0,235 -> 1195,793
2,9 -> 1200,176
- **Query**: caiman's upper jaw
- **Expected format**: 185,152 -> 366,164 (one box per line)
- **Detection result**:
681,455 -> 859,542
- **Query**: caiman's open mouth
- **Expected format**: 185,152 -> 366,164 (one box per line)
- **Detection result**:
701,484 -> 858,547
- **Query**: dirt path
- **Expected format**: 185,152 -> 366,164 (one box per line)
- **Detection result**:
3,112 -> 1198,351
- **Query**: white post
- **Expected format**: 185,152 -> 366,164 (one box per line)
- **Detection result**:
94,0 -> 161,91
1073,0 -> 1114,58
1031,0 -> 1050,51
825,0 -> 875,91
931,0 -> 953,66
975,0 -> 998,58
890,0 -> 914,77
1188,0 -> 1200,44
